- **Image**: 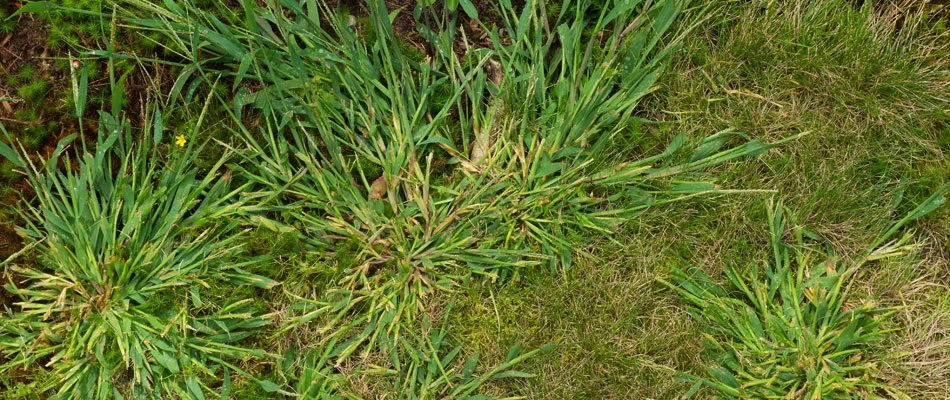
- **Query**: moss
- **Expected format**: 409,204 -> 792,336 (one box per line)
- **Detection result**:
356,16 -> 378,47
449,283 -> 543,352
246,228 -> 301,259
17,79 -> 50,103
225,376 -> 272,399
22,124 -> 53,150
353,153 -> 383,184
332,235 -> 363,270
1,160 -> 19,181
36,0 -> 104,49
12,109 -> 38,123
0,9 -> 14,34
16,66 -> 36,82
45,23 -> 73,49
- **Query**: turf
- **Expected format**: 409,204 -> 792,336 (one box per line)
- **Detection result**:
1,0 -> 949,399
446,0 -> 950,398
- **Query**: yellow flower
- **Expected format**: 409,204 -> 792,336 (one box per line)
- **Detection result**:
175,135 -> 187,147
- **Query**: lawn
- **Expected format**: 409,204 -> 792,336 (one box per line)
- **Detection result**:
0,0 -> 948,399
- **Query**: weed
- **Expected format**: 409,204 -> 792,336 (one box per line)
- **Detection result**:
662,184 -> 950,398
123,0 -> 796,364
0,106 -> 277,398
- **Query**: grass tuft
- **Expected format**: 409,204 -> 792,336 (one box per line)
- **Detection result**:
0,104 -> 275,398
120,0 -> 796,369
662,183 -> 950,398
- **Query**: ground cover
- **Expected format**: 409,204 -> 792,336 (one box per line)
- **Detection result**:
1,0 -> 948,398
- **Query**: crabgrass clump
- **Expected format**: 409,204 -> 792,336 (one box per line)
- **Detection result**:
271,309 -> 551,398
121,0 -> 798,367
663,184 -> 950,398
0,108 -> 276,399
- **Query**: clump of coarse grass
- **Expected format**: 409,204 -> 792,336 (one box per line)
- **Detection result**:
119,0 -> 799,372
662,183 -> 950,399
0,100 -> 276,398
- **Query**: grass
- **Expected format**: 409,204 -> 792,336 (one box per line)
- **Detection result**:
662,192 -> 949,398
0,0 -> 158,221
445,0 -> 950,397
0,102 -> 278,398
122,0 -> 791,376
0,0 -> 948,398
